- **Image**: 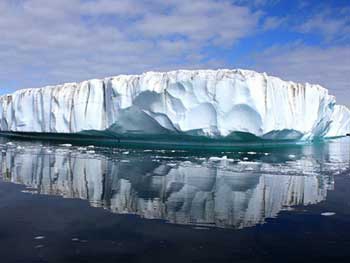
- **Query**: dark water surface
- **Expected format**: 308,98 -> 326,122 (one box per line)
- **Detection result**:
0,137 -> 350,263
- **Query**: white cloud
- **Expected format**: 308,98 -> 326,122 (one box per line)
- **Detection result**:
262,16 -> 287,30
0,0 -> 259,91
134,0 -> 259,45
81,0 -> 145,16
234,0 -> 280,8
296,10 -> 350,43
253,43 -> 350,107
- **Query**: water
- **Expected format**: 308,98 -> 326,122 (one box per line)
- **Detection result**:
0,137 -> 349,262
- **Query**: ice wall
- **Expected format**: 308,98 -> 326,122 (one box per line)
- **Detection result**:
0,69 -> 349,140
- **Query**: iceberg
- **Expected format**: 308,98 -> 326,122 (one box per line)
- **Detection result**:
0,69 -> 349,142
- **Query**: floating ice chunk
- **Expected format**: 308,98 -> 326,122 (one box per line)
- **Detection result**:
209,156 -> 221,162
209,156 -> 228,161
321,212 -> 336,216
35,245 -> 44,249
34,236 -> 45,240
239,161 -> 260,164
21,188 -> 37,194
60,143 -> 72,147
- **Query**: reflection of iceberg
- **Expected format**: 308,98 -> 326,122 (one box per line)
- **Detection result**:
0,69 -> 349,142
1,139 -> 349,229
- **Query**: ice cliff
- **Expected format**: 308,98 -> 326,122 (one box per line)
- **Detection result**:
0,69 -> 349,141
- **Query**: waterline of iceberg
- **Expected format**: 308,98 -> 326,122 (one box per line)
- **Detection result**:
0,130 -> 331,150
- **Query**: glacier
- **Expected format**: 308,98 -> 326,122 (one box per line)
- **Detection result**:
0,69 -> 349,142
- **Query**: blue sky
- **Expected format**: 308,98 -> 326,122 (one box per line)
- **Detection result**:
0,0 -> 349,106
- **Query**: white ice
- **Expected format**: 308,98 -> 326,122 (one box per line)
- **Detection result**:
0,69 -> 349,140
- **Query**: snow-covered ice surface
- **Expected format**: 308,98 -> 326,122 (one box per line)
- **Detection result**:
0,69 -> 349,141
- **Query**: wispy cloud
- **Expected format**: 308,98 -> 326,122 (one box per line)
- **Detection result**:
297,10 -> 350,43
261,16 -> 287,30
253,43 -> 350,106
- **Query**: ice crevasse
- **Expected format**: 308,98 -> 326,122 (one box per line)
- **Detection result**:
0,69 -> 349,141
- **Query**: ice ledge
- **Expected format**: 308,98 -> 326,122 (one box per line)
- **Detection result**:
0,69 -> 349,141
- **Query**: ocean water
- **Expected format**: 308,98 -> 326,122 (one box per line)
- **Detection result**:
0,137 -> 349,262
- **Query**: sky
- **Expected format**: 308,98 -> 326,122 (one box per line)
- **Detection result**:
0,0 -> 349,106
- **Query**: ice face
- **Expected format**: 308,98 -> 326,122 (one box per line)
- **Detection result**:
0,69 -> 349,141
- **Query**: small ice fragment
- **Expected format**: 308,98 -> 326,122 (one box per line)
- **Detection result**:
243,157 -> 249,161
60,143 -> 72,147
21,189 -> 36,194
247,152 -> 256,155
264,153 -> 270,156
87,145 -> 95,149
34,236 -> 45,240
321,212 -> 336,216
35,245 -> 44,249
86,150 -> 95,154
288,154 -> 296,159
209,156 -> 227,162
72,238 -> 79,241
6,142 -> 14,146
122,151 -> 129,155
